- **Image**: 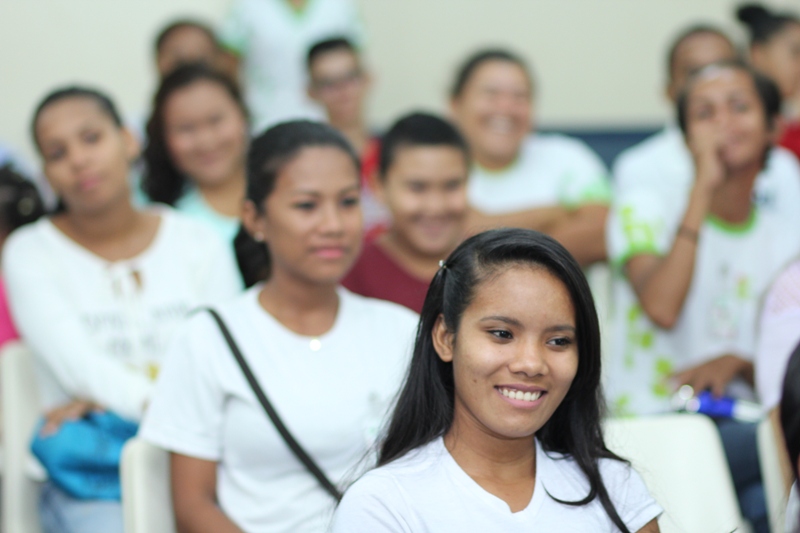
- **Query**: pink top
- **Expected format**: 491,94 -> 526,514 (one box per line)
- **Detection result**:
0,278 -> 20,349
756,259 -> 800,409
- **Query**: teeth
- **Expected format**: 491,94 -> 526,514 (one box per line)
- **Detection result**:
499,388 -> 542,402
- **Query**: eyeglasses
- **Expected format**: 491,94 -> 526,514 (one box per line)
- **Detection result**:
311,69 -> 364,92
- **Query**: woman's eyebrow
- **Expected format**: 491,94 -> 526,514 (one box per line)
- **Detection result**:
479,315 -> 523,327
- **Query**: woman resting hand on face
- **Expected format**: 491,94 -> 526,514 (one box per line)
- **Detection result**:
331,228 -> 662,532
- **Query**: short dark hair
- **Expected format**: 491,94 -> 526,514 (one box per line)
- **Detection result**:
781,341 -> 800,480
378,112 -> 470,179
0,165 -> 45,234
676,59 -> 782,134
155,19 -> 217,56
31,86 -> 123,150
450,48 -> 533,98
666,25 -> 735,81
377,228 -> 633,532
307,37 -> 357,70
737,3 -> 800,46
234,120 -> 360,287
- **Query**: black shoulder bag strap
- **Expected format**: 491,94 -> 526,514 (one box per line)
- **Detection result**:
204,308 -> 343,502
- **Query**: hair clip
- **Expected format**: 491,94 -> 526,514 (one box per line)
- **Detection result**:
438,260 -> 447,269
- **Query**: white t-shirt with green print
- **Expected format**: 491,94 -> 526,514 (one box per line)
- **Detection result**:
467,133 -> 610,214
605,146 -> 800,416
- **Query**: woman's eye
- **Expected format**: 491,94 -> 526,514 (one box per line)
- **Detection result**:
294,202 -> 316,211
341,196 -> 360,207
44,149 -> 65,162
732,101 -> 751,113
83,131 -> 100,143
548,336 -> 574,348
489,329 -> 513,340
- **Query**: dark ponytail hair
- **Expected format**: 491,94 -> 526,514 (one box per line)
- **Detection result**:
142,63 -> 247,205
737,3 -> 800,45
0,165 -> 45,234
450,48 -> 533,99
31,86 -> 123,151
781,342 -> 800,481
378,228 -> 632,533
235,120 -> 360,287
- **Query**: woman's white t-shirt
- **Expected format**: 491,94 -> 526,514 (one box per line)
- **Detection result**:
331,437 -> 662,532
140,286 -> 418,533
605,147 -> 800,416
2,209 -> 243,421
467,133 -> 611,214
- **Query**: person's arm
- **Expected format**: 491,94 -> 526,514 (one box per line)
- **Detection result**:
3,231 -> 152,420
547,204 -> 608,266
637,518 -> 660,532
624,122 -> 724,329
171,453 -> 244,533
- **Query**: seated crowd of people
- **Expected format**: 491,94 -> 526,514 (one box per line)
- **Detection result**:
2,0 -> 800,532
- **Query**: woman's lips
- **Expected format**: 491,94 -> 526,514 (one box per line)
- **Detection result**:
312,247 -> 346,259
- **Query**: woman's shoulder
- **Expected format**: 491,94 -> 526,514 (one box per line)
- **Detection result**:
151,207 -> 233,257
340,287 -> 420,326
348,440 -> 444,496
3,218 -> 55,264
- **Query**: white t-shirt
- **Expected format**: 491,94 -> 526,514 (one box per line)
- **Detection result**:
2,209 -> 242,421
140,286 -> 418,533
756,260 -> 800,410
467,133 -> 610,215
331,437 -> 662,532
219,0 -> 364,132
605,145 -> 800,416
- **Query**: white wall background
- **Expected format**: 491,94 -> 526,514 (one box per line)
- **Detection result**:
1,0 -> 798,166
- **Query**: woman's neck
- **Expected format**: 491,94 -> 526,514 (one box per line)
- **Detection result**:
378,230 -> 450,281
710,164 -> 760,223
443,409 -> 536,512
258,269 -> 340,337
54,196 -> 158,262
197,166 -> 246,218
335,120 -> 369,155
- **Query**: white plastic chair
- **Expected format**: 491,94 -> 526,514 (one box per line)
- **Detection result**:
757,415 -> 789,533
604,414 -> 750,533
1,341 -> 44,533
121,437 -> 176,533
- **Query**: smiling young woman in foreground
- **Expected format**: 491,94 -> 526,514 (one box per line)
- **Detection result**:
332,228 -> 662,532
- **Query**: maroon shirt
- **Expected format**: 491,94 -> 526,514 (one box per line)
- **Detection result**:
342,240 -> 430,313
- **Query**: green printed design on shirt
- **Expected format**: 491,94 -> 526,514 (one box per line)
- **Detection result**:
651,358 -> 673,398
737,276 -> 750,299
558,171 -> 611,208
624,304 -> 654,368
621,205 -> 658,251
612,394 -> 634,417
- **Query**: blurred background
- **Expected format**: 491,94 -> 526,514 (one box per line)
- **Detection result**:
1,0 -> 798,164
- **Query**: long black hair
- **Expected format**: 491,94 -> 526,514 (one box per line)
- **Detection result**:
378,228 -> 632,532
142,63 -> 247,206
781,341 -> 800,481
235,120 -> 360,287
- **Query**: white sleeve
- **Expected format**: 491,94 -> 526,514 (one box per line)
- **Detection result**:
190,228 -> 243,304
339,0 -> 367,47
217,0 -> 250,56
330,474 -> 414,533
756,262 -> 800,410
557,139 -> 611,207
139,314 -> 226,460
600,459 -> 663,531
3,230 -> 152,421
